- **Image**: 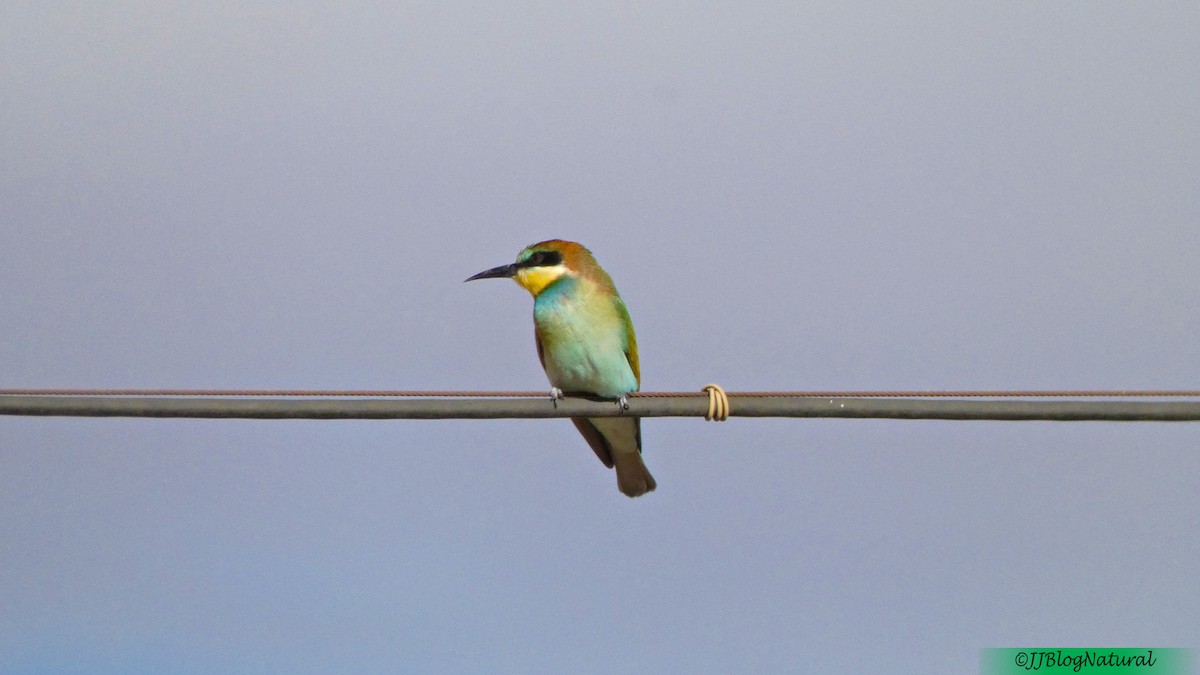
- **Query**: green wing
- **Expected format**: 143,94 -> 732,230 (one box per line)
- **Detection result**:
615,296 -> 640,387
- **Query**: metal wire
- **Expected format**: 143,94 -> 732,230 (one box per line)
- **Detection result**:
2,392 -> 1199,421
2,388 -> 1200,398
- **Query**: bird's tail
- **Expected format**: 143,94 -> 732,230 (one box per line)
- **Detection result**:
571,415 -> 657,498
613,451 -> 656,498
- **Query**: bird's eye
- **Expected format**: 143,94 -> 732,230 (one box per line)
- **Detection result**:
529,252 -> 545,265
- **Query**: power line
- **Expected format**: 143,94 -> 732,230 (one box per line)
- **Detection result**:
2,389 -> 1200,398
2,393 -> 1199,421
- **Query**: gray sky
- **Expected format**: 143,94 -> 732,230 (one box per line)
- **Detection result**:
2,3 -> 1198,673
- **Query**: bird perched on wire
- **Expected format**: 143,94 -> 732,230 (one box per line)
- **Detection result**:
466,240 -> 656,497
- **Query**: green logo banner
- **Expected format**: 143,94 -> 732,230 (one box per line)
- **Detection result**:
981,649 -> 1193,675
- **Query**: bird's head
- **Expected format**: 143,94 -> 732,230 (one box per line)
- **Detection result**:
466,240 -> 601,297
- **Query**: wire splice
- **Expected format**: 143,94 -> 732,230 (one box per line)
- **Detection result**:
702,384 -> 730,421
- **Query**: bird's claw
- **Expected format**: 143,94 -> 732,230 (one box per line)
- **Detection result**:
549,387 -> 565,408
618,394 -> 629,411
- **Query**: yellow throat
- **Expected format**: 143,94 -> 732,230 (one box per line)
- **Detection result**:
515,264 -> 567,296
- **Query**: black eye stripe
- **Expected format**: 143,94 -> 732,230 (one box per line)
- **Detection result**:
520,251 -> 562,268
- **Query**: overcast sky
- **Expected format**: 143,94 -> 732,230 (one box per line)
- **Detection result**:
2,3 -> 1198,673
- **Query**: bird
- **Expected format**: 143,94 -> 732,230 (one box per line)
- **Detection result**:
465,240 -> 656,497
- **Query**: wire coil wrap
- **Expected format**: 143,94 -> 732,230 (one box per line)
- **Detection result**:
702,384 -> 730,421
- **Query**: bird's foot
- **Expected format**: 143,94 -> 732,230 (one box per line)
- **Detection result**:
618,394 -> 630,411
549,387 -> 565,408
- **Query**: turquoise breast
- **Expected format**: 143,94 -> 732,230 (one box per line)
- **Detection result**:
534,278 -> 638,398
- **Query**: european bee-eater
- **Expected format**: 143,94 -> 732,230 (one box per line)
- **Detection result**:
466,240 -> 656,497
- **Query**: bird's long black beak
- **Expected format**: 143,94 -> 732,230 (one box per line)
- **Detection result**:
465,263 -> 518,282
